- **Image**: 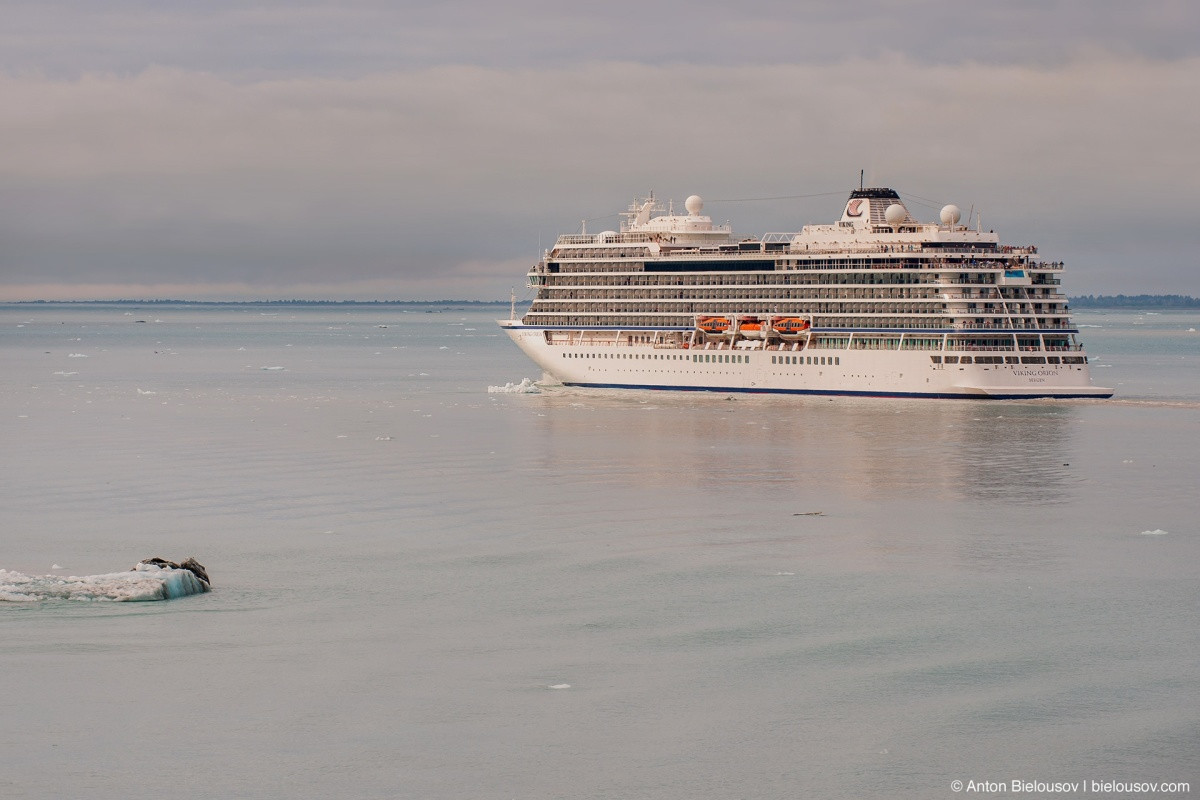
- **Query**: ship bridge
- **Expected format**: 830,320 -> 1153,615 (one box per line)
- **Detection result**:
621,193 -> 734,247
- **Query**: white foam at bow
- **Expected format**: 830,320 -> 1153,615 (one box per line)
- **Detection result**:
488,378 -> 540,394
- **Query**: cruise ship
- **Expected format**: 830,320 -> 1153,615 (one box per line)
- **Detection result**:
498,187 -> 1113,399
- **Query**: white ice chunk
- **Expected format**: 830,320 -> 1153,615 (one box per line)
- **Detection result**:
1,564 -> 210,602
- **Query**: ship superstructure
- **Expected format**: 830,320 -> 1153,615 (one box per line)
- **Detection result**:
498,188 -> 1112,399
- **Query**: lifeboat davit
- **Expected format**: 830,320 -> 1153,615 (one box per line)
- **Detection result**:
697,316 -> 732,336
771,317 -> 811,337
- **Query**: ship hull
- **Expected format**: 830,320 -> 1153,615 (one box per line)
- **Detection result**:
500,322 -> 1113,400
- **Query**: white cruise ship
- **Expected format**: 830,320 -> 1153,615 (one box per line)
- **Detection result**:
499,187 -> 1113,399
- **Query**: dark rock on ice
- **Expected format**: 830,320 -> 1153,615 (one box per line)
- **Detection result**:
135,557 -> 211,588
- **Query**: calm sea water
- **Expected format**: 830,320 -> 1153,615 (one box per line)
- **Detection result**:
2,303 -> 1198,799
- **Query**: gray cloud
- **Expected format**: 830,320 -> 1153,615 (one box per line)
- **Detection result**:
4,1 -> 1199,77
1,3 -> 1198,299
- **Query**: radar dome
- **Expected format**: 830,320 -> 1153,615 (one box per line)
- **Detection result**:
685,195 -> 704,215
884,203 -> 907,226
940,204 -> 961,225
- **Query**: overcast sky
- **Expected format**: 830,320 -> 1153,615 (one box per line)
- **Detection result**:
2,0 -> 1198,300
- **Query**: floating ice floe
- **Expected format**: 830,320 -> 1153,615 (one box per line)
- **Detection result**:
548,684 -> 571,690
0,558 -> 211,603
1140,529 -> 1169,536
260,366 -> 285,371
488,378 -> 540,394
67,353 -> 88,358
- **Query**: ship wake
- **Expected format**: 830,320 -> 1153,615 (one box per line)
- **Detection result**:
487,378 -> 541,394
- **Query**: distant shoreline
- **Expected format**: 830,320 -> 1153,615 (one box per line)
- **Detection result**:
5,299 -> 516,307
1069,295 -> 1200,309
4,295 -> 1198,309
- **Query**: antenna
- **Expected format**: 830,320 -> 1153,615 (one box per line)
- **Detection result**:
860,169 -> 864,190
509,287 -> 516,321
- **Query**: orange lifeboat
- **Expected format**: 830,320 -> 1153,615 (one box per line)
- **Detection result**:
737,316 -> 766,339
771,317 -> 811,337
697,316 -> 732,335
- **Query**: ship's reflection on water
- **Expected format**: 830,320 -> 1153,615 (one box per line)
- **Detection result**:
517,389 -> 1086,573
525,389 -> 1078,507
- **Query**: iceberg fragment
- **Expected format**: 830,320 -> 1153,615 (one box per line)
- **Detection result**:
0,557 -> 211,602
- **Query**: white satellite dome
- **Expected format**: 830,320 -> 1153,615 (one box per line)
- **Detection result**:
940,204 -> 962,225
685,195 -> 704,215
884,203 -> 907,226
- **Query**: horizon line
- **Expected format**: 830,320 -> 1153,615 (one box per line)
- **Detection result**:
4,298 -> 522,305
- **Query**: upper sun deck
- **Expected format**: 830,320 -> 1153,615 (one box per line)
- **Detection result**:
621,194 -> 732,240
547,188 -> 1043,262
552,193 -> 735,251
790,188 -> 1000,253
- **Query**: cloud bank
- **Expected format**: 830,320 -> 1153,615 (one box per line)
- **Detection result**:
1,3 -> 1198,299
